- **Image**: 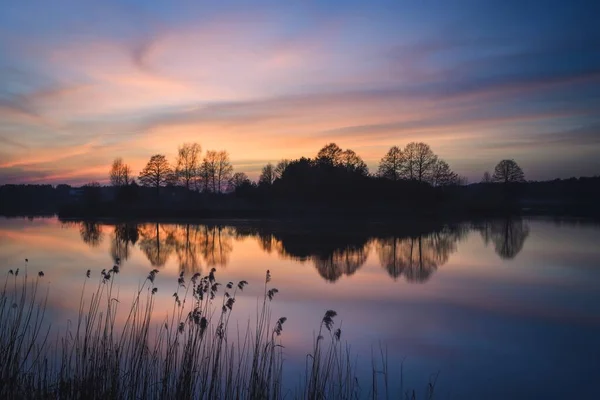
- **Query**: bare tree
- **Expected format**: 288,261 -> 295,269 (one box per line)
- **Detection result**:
175,142 -> 201,191
377,146 -> 404,181
259,163 -> 276,186
402,142 -> 438,182
492,159 -> 525,183
481,171 -> 492,183
431,159 -> 458,187
109,157 -> 132,187
199,153 -> 216,193
228,172 -> 251,191
316,143 -> 343,166
340,149 -> 368,175
138,154 -> 174,197
274,159 -> 290,179
201,150 -> 233,193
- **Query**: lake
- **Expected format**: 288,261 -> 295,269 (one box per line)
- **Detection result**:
1,216 -> 599,399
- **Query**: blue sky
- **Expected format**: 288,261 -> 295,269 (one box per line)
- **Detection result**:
0,0 -> 598,184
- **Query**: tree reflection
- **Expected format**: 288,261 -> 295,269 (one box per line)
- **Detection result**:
313,245 -> 368,282
109,223 -> 139,264
199,226 -> 233,267
487,217 -> 530,259
138,223 -> 175,267
140,224 -> 235,272
79,221 -> 103,248
376,226 -> 466,282
252,230 -> 371,282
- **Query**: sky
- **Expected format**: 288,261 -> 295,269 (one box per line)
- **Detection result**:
0,0 -> 599,185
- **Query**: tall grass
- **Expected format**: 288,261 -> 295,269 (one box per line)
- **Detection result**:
0,265 -> 435,399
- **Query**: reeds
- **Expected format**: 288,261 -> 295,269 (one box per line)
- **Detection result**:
0,266 -> 434,399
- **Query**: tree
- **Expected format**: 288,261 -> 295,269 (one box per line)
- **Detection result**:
481,171 -> 492,183
175,143 -> 201,191
202,150 -> 233,193
214,151 -> 233,193
377,146 -> 404,181
228,172 -> 251,191
259,163 -> 276,186
109,158 -> 132,187
340,149 -> 368,176
402,142 -> 438,182
274,159 -> 290,179
492,159 -> 525,183
316,143 -> 343,166
431,159 -> 458,187
199,154 -> 216,193
138,154 -> 174,197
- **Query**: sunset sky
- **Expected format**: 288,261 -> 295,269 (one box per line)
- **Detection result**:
1,0 -> 598,185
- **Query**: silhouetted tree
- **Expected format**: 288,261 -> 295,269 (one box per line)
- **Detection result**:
229,172 -> 251,191
259,163 -> 276,186
403,142 -> 438,182
202,150 -> 232,193
431,159 -> 458,187
274,159 -> 290,178
492,159 -> 525,183
139,154 -> 174,198
109,158 -> 132,187
175,142 -> 201,191
378,146 -> 404,181
316,143 -> 343,166
199,154 -> 215,193
215,151 -> 233,193
340,149 -> 369,176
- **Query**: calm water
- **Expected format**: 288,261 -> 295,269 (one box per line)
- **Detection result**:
1,216 -> 599,399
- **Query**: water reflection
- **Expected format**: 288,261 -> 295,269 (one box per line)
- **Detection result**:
376,226 -> 468,282
110,223 -> 139,263
79,220 -> 103,247
475,217 -> 530,260
69,218 -> 529,281
251,230 -> 371,282
138,223 -> 175,267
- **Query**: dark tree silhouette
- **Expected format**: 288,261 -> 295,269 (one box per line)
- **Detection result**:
403,142 -> 438,182
175,142 -> 201,191
274,159 -> 290,179
431,159 -> 458,187
316,143 -> 343,166
228,172 -> 251,191
339,149 -> 369,176
109,158 -> 132,187
201,150 -> 232,193
492,159 -> 525,183
259,163 -> 276,186
138,154 -> 174,197
377,146 -> 404,181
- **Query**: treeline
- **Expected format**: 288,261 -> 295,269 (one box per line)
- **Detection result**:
1,141 -> 599,217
